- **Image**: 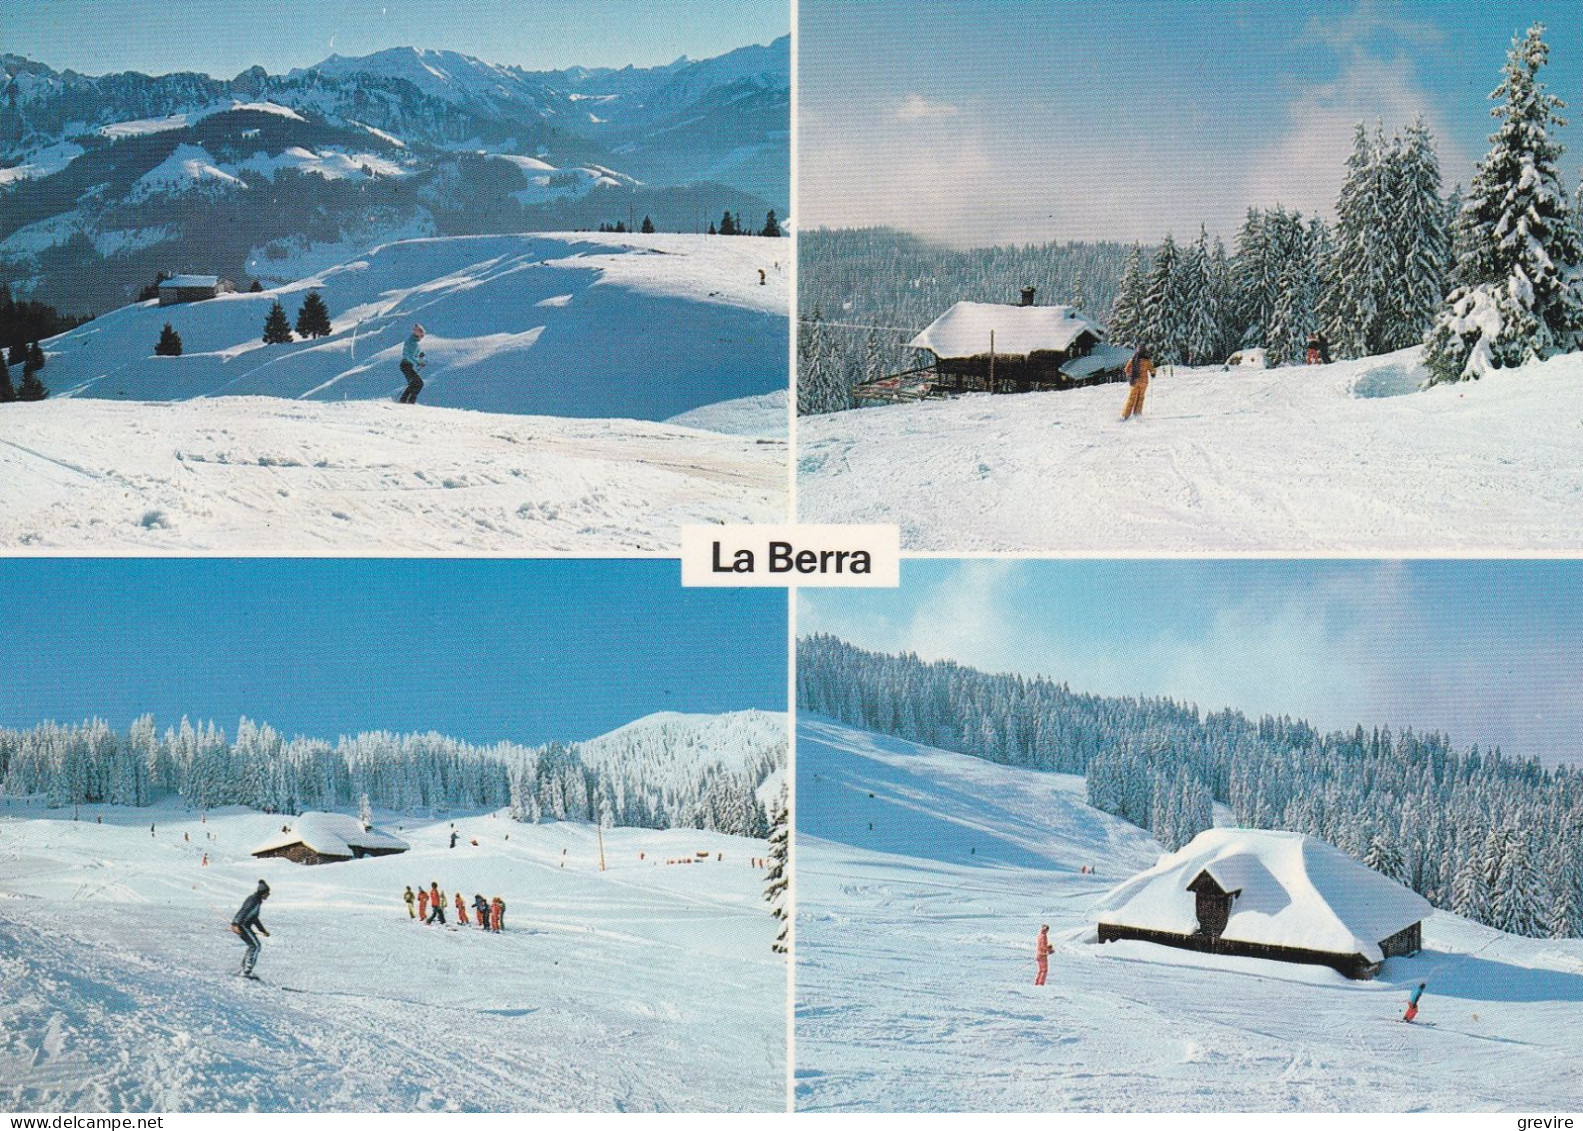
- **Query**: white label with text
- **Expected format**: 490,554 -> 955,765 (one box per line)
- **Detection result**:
680,525 -> 900,587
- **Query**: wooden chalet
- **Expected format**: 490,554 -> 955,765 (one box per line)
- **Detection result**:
1092,828 -> 1429,981
906,287 -> 1131,394
157,275 -> 226,306
251,811 -> 409,866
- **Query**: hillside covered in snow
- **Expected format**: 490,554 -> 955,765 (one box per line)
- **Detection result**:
0,801 -> 784,1111
796,347 -> 1583,552
795,717 -> 1583,1112
0,232 -> 788,553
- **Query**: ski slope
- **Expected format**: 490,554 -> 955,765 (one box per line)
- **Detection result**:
0,397 -> 784,553
794,717 -> 1583,1112
45,232 -> 787,421
0,801 -> 785,1112
796,349 -> 1583,551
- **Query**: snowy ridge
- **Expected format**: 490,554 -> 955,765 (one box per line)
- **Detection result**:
795,717 -> 1583,1111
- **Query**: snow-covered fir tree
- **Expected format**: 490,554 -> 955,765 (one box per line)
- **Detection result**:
1107,245 -> 1149,349
1425,24 -> 1583,384
1180,226 -> 1223,366
1384,116 -> 1451,350
764,786 -> 789,954
1140,232 -> 1186,362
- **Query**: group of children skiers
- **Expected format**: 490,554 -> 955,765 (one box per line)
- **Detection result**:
404,881 -> 507,932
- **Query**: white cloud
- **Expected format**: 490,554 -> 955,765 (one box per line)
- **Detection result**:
889,93 -> 960,123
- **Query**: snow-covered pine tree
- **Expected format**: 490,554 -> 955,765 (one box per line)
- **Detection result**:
1383,116 -> 1450,350
1180,226 -> 1222,365
765,786 -> 789,953
359,792 -> 373,830
1107,245 -> 1149,348
1265,209 -> 1323,365
1491,825 -> 1549,937
1320,123 -> 1385,357
1140,233 -> 1186,363
1231,208 -> 1274,350
1363,834 -> 1408,885
1425,23 -> 1583,384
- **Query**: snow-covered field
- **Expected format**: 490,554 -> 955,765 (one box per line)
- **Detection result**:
0,397 -> 784,553
0,801 -> 785,1112
794,718 -> 1583,1112
796,349 -> 1583,551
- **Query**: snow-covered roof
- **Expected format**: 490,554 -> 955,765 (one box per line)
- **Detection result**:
1092,828 -> 1430,964
1059,342 -> 1133,380
909,302 -> 1103,359
160,275 -> 219,289
251,811 -> 408,858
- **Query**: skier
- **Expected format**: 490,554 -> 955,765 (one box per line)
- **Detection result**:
230,879 -> 271,979
418,886 -> 429,923
473,893 -> 490,930
427,881 -> 447,925
454,891 -> 469,926
398,323 -> 427,404
490,895 -> 504,932
450,830 -> 458,849
1120,346 -> 1154,421
404,885 -> 416,919
1403,981 -> 1427,1023
1035,924 -> 1052,986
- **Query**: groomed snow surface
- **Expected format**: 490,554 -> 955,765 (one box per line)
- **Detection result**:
0,802 -> 784,1112
0,397 -> 784,554
797,349 -> 1583,551
795,718 -> 1583,1112
1,232 -> 789,552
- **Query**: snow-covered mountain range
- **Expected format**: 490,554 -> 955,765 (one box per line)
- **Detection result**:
0,38 -> 789,312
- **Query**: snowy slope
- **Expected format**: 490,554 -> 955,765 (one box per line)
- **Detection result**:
0,801 -> 784,1112
0,397 -> 785,554
43,232 -> 788,421
797,348 -> 1583,551
795,717 -> 1583,1112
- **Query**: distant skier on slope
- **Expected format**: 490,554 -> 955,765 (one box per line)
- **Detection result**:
1035,924 -> 1052,986
427,881 -> 447,925
1120,347 -> 1154,421
450,830 -> 458,849
404,885 -> 416,919
1403,981 -> 1427,1022
398,323 -> 427,404
231,880 -> 271,979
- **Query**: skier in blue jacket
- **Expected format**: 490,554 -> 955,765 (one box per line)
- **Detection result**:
398,323 -> 427,404
231,880 -> 272,979
1403,981 -> 1427,1022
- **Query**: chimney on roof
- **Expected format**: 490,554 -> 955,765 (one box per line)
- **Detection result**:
1019,286 -> 1036,307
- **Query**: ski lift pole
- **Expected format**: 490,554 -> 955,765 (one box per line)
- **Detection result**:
597,822 -> 606,872
989,330 -> 996,394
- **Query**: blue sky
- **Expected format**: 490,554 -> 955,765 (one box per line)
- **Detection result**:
2,0 -> 788,75
801,0 -> 1583,246
0,560 -> 787,745
800,560 -> 1583,767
